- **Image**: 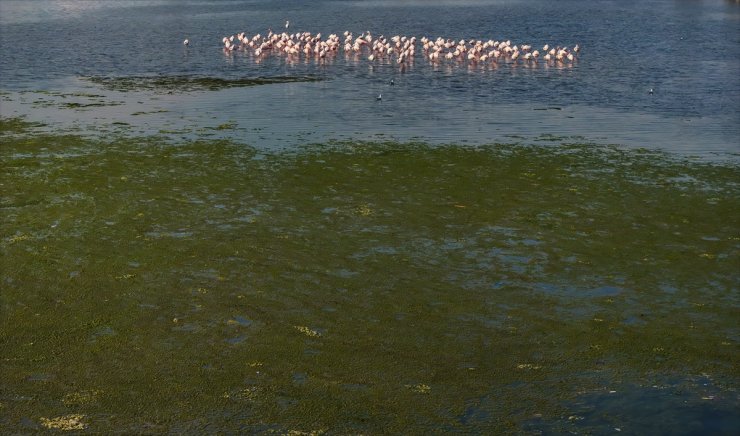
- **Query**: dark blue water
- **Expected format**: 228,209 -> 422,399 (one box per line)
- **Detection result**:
1,0 -> 739,155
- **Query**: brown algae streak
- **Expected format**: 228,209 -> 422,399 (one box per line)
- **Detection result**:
84,75 -> 324,93
1,127 -> 739,433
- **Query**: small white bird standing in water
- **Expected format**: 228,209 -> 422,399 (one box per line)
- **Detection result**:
285,20 -> 290,29
376,93 -> 382,101
183,38 -> 189,46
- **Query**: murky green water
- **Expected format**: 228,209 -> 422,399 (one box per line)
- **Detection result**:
1,118 -> 738,433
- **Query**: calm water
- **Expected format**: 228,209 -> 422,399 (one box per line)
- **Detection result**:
1,0 -> 739,155
1,1 -> 739,434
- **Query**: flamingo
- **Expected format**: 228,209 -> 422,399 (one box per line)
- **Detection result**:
213,26 -> 579,72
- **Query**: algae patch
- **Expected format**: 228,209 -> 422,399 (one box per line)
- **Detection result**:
84,75 -> 324,93
39,414 -> 88,431
61,101 -> 123,109
1,134 -> 738,433
0,116 -> 45,134
18,90 -> 125,109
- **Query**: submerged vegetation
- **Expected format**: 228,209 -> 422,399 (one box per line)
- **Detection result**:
0,116 -> 46,134
1,119 -> 738,433
84,75 -> 325,93
10,90 -> 126,110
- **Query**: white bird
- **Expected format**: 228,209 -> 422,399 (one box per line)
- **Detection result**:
285,20 -> 290,29
376,93 -> 382,101
183,39 -> 189,46
648,88 -> 654,95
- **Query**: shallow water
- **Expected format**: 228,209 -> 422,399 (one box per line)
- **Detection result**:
1,120 -> 739,432
1,0 -> 739,433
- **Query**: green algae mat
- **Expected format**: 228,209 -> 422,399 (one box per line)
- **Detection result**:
84,75 -> 324,93
1,119 -> 739,433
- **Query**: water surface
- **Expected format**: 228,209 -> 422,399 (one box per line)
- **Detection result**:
1,0 -> 738,155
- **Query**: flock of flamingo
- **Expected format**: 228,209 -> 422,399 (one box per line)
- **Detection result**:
198,21 -> 580,67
